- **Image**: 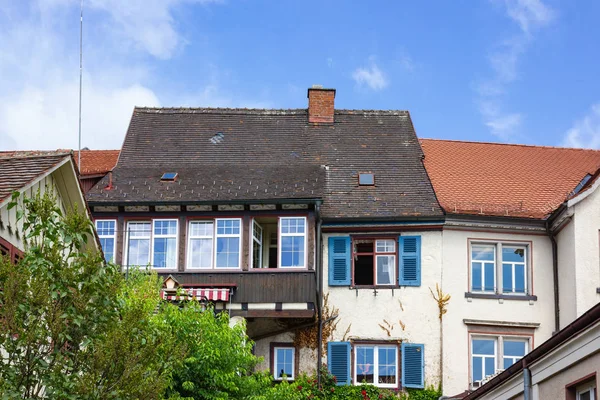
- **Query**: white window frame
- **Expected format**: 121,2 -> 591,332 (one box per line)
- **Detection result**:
470,334 -> 530,387
95,219 -> 116,262
214,218 -> 242,269
470,241 -> 530,295
251,219 -> 263,268
150,219 -> 179,269
501,245 -> 527,294
186,220 -> 214,269
124,221 -> 152,268
375,239 -> 395,285
278,217 -> 307,268
273,346 -> 295,381
354,344 -> 398,389
577,383 -> 596,400
471,244 -> 496,293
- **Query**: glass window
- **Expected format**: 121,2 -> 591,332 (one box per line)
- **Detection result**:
359,173 -> 375,185
502,246 -> 527,293
187,221 -> 213,269
471,245 -> 496,292
355,345 -> 397,388
252,220 -> 263,268
503,340 -> 527,369
279,217 -> 306,268
273,347 -> 295,380
152,220 -> 178,268
126,222 -> 151,267
215,219 -> 241,268
96,220 -> 116,262
472,339 -> 496,383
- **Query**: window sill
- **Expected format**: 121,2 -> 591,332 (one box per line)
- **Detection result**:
464,292 -> 537,301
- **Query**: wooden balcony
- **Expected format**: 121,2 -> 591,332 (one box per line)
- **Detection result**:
158,270 -> 317,304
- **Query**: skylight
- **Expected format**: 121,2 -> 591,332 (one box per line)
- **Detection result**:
571,174 -> 592,196
161,172 -> 178,181
359,173 -> 375,186
210,132 -> 225,144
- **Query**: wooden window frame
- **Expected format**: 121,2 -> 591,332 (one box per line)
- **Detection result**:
351,237 -> 398,287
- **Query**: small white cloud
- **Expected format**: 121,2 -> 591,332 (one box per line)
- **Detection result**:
503,0 -> 555,34
398,53 -> 415,73
352,59 -> 389,91
485,113 -> 523,139
326,57 -> 334,68
562,104 -> 600,149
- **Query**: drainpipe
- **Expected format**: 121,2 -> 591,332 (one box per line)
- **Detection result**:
523,360 -> 532,400
545,220 -> 560,332
315,202 -> 324,388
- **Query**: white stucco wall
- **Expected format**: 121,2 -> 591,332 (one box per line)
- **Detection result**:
323,230 -> 443,388
557,218 -> 577,329
254,331 -> 316,377
441,228 -> 555,396
569,186 -> 600,321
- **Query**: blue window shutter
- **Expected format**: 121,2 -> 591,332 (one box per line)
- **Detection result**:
328,236 -> 351,286
327,341 -> 351,385
402,343 -> 424,389
399,236 -> 421,286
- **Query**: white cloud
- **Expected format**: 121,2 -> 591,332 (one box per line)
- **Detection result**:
474,0 -> 555,139
503,0 -> 555,35
352,59 -> 389,91
562,104 -> 600,149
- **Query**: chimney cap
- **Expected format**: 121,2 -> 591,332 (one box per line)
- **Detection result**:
307,87 -> 336,98
311,84 -> 323,89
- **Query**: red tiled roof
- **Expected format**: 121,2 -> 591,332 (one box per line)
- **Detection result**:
73,150 -> 119,176
0,151 -> 71,203
420,139 -> 600,219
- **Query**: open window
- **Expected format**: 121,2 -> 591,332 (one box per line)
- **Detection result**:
251,216 -> 307,269
353,239 -> 396,286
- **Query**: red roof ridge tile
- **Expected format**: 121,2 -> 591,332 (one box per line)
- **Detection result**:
419,138 -> 600,152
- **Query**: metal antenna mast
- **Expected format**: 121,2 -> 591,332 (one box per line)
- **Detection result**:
78,0 -> 83,169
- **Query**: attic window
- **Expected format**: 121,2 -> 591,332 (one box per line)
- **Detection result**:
161,172 -> 178,181
570,174 -> 592,196
210,132 -> 225,144
359,173 -> 375,186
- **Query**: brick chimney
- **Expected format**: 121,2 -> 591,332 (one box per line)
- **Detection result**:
307,85 -> 336,124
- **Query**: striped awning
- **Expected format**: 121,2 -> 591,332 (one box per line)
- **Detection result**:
161,288 -> 230,302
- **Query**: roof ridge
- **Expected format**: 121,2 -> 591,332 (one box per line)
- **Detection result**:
0,151 -> 71,159
420,138 -> 600,152
133,107 -> 409,116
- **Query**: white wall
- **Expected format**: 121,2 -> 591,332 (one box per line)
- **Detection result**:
441,228 -> 555,396
323,230 -> 443,388
557,218 -> 577,329
570,186 -> 600,321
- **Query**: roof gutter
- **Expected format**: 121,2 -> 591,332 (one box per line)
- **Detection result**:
463,302 -> 600,399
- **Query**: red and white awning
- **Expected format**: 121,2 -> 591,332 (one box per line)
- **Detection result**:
161,288 -> 230,302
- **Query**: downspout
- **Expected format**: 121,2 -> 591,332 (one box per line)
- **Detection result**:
545,220 -> 560,332
522,360 -> 532,400
315,201 -> 324,388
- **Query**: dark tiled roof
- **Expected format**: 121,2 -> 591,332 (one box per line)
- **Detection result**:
73,150 -> 120,176
0,152 -> 71,203
87,108 -> 443,219
421,139 -> 600,219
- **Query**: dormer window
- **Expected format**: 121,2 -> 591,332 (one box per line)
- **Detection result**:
358,173 -> 374,186
161,172 -> 178,181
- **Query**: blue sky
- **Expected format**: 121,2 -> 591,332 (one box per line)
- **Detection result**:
1,0 -> 599,150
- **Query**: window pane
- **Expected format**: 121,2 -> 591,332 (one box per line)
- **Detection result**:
275,348 -> 294,379
281,236 -> 304,267
96,220 -> 115,236
515,265 -> 526,293
100,237 -> 114,262
473,356 -> 483,382
484,263 -> 495,291
504,341 -> 526,357
473,339 -> 495,355
154,220 -> 177,235
484,357 -> 495,377
189,238 -> 212,268
153,237 -> 177,268
579,391 -> 591,400
376,255 -> 394,285
356,347 -> 374,384
503,358 -> 514,369
472,262 -> 482,291
376,240 -> 395,253
129,222 -> 150,237
128,238 -> 150,266
378,347 -> 396,385
216,237 -> 239,268
190,221 -> 213,237
217,219 -> 240,235
472,245 -> 495,261
503,263 -> 513,292
502,246 -> 525,262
